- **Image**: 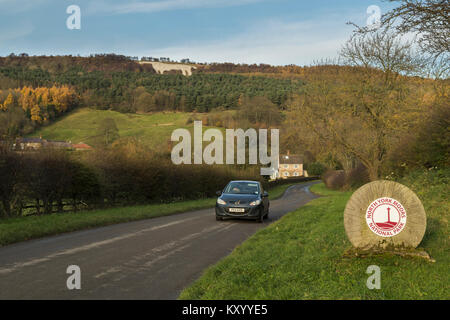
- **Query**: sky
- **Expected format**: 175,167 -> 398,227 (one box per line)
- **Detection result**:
0,0 -> 397,66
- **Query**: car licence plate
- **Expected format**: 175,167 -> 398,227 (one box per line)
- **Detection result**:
229,208 -> 245,213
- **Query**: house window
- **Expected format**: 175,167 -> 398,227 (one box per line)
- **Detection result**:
294,164 -> 299,169
284,172 -> 289,177
294,172 -> 299,176
284,164 -> 289,169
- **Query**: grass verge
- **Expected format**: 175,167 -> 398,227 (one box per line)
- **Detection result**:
179,170 -> 449,299
266,183 -> 297,200
0,183 -> 295,247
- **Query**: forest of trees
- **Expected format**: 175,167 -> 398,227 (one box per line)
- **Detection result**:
0,61 -> 303,112
0,55 -> 304,139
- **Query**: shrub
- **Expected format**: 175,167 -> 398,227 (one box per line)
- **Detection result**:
322,170 -> 346,190
306,162 -> 326,176
322,163 -> 369,191
345,163 -> 370,189
186,117 -> 194,124
387,103 -> 450,174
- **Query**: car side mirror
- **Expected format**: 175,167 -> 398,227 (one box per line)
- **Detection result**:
216,191 -> 222,196
262,191 -> 269,197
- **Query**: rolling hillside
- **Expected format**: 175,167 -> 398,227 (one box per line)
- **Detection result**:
30,108 -> 199,150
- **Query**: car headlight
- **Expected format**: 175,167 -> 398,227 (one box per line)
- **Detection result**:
217,198 -> 226,205
249,199 -> 261,206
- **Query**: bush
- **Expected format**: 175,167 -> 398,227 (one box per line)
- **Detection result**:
0,143 -> 266,218
306,162 -> 326,176
0,147 -> 102,217
387,103 -> 450,175
322,170 -> 346,190
322,163 -> 369,190
186,117 -> 194,124
345,163 -> 370,189
0,146 -> 23,218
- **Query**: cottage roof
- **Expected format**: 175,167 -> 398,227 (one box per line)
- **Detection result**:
279,154 -> 303,164
72,143 -> 92,150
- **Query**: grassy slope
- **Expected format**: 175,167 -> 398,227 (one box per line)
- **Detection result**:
30,108 -> 197,149
179,170 -> 449,300
0,183 -> 293,247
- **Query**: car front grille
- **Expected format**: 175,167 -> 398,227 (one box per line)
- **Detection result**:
228,200 -> 247,205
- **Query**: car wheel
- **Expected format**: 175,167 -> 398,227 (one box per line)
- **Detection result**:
258,211 -> 264,223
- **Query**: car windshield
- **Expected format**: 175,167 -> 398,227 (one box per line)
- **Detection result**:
224,182 -> 260,195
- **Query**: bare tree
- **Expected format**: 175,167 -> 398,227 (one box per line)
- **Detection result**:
350,0 -> 449,59
383,0 -> 449,58
291,32 -> 426,181
340,31 -> 425,85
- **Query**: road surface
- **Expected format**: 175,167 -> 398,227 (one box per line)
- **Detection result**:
0,181 -> 319,299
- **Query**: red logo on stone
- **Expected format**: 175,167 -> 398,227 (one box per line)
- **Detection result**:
366,197 -> 407,237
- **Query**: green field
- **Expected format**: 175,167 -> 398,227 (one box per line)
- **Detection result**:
31,108 -> 199,149
179,170 -> 449,300
0,183 -> 294,247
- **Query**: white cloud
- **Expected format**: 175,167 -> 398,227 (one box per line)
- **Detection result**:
0,0 -> 49,13
138,17 -> 353,66
88,0 -> 265,15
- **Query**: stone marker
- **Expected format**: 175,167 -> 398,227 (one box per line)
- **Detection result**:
344,180 -> 426,249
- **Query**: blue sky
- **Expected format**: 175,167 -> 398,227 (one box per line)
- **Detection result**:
0,0 -> 396,65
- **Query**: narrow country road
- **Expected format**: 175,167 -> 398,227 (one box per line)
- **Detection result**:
0,181 -> 319,299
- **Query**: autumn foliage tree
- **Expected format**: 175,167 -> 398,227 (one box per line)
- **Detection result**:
14,85 -> 78,123
0,85 -> 78,138
1,93 -> 14,111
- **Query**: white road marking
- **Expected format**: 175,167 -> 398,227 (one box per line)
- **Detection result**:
93,222 -> 237,281
0,215 -> 205,275
0,183 -> 316,276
